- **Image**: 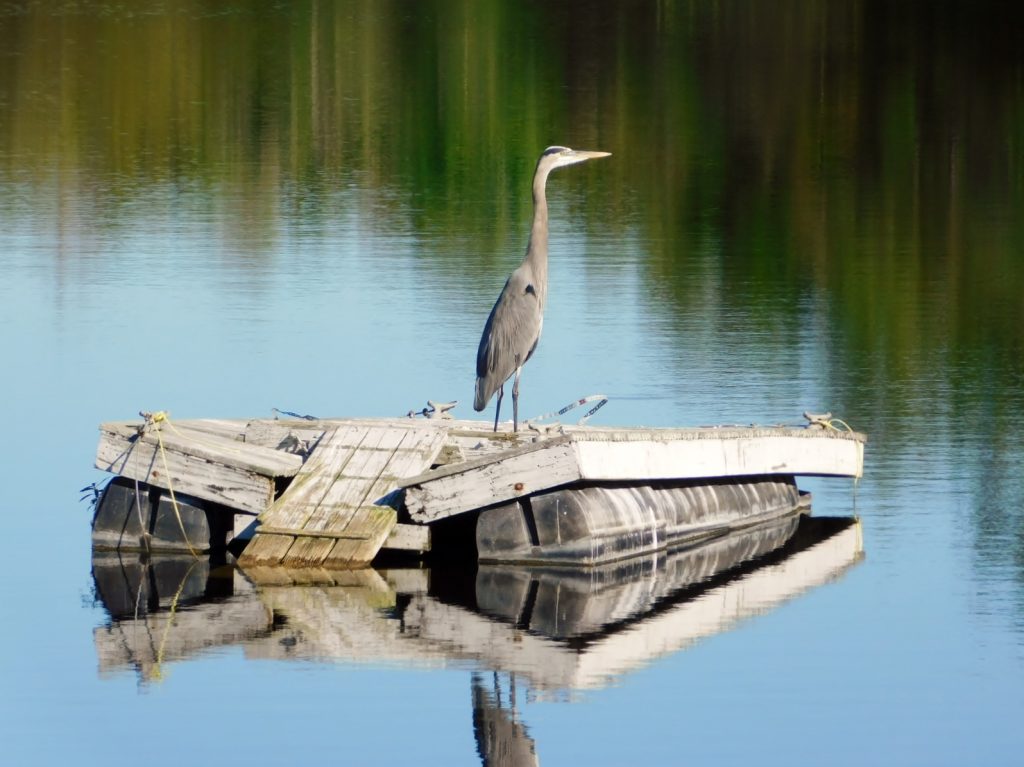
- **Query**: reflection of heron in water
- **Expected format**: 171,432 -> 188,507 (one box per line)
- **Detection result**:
471,672 -> 539,767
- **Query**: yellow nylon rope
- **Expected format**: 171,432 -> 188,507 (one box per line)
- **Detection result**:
143,411 -> 200,559
148,558 -> 202,683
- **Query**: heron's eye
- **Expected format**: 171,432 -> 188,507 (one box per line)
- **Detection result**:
525,284 -> 536,295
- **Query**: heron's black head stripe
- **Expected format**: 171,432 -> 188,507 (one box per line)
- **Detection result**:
542,146 -> 569,156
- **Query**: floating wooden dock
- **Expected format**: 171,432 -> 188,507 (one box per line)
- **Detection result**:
92,413 -> 865,568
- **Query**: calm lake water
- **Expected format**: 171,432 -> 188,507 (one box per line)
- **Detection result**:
2,2 -> 1023,765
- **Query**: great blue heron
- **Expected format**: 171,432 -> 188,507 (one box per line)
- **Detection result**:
474,146 -> 611,432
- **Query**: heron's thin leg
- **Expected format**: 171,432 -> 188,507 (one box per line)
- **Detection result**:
493,384 -> 504,432
512,367 -> 522,433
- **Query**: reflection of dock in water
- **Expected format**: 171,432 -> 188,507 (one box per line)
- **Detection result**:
92,515 -> 863,691
400,514 -> 863,690
92,554 -> 271,681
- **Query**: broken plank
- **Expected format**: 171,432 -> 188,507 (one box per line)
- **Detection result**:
401,434 -> 571,487
295,426 -> 447,567
239,422 -> 447,569
237,424 -> 368,566
382,523 -> 431,553
320,507 -> 396,568
273,425 -> 407,566
98,422 -> 303,478
321,426 -> 449,567
96,427 -> 281,515
286,428 -> 409,565
404,436 -> 579,523
293,426 -> 409,534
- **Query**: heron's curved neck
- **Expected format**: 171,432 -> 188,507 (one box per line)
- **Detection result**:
525,167 -> 551,280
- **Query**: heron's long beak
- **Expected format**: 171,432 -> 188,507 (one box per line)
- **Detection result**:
573,150 -> 612,160
554,148 -> 612,170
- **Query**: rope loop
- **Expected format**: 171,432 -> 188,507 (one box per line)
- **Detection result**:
803,410 -> 855,432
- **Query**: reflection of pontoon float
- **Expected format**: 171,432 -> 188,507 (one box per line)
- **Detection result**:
92,515 -> 864,691
91,413 -> 864,566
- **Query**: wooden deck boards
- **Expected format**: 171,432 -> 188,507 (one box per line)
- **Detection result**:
238,422 -> 448,569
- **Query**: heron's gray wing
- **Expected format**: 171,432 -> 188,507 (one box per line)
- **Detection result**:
474,268 -> 543,410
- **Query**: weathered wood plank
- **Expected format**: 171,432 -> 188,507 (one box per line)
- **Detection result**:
278,425 -> 406,566
240,422 -> 447,569
172,418 -> 249,441
382,523 -> 431,553
441,434 -> 552,470
99,422 -> 303,477
260,423 -> 369,534
243,419 -> 329,451
573,433 -> 864,480
312,426 -> 450,567
321,507 -> 396,568
246,521 -> 431,553
257,527 -> 373,540
96,427 -> 278,515
237,533 -> 295,565
299,426 -> 409,533
432,441 -> 466,466
404,438 -> 580,523
237,424 -> 367,566
402,434 -> 572,487
322,426 -> 448,566
563,424 -> 867,443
